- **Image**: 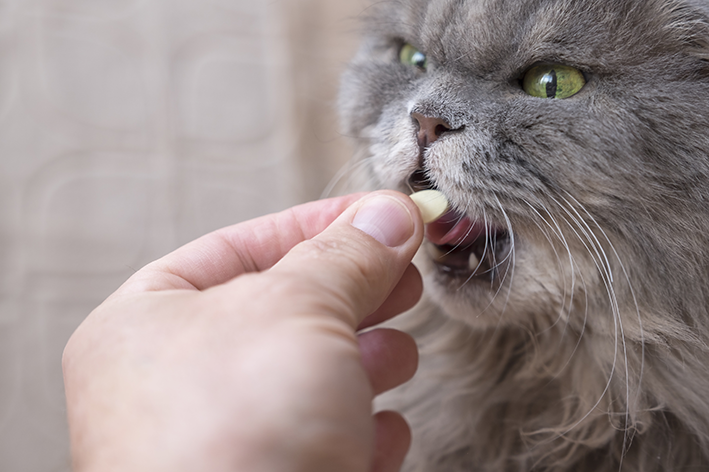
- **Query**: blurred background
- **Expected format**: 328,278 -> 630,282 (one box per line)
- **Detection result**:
0,0 -> 365,469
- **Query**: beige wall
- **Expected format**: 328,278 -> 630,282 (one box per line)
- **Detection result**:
0,1 -> 364,469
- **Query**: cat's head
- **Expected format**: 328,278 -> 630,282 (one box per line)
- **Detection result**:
339,0 -> 709,335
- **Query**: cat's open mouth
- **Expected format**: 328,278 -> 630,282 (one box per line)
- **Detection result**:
424,209 -> 511,281
408,170 -> 512,280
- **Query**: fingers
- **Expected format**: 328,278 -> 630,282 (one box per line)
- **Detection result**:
358,328 -> 417,472
264,191 -> 425,328
118,193 -> 367,293
371,411 -> 411,472
358,328 -> 418,395
358,263 -> 422,330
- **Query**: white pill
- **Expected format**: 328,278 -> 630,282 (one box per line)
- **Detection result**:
410,190 -> 449,224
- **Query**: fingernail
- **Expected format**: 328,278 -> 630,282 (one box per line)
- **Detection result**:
351,195 -> 414,247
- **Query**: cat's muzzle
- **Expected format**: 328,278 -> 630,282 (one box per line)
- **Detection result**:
408,170 -> 511,281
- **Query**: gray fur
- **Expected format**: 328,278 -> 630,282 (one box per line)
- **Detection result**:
339,0 -> 709,470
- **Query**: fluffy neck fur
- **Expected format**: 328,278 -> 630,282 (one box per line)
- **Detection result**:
382,296 -> 709,471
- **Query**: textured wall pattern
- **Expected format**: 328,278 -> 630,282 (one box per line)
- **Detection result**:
0,1 -> 360,469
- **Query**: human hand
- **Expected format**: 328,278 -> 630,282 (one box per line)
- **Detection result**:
63,190 -> 425,472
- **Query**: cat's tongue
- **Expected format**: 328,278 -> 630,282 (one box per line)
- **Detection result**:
426,210 -> 485,246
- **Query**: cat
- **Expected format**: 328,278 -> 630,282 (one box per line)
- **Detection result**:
338,0 -> 709,470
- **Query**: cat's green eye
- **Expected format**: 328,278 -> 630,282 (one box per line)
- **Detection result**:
522,64 -> 586,99
400,43 -> 428,70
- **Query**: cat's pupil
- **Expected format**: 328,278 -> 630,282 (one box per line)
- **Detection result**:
521,64 -> 585,99
399,44 -> 428,70
544,69 -> 558,98
412,51 -> 426,69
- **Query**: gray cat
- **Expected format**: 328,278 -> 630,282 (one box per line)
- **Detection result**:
338,0 -> 709,470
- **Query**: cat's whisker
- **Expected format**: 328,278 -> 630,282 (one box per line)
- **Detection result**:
560,193 -> 646,467
555,270 -> 590,378
549,200 -> 623,374
513,198 -> 621,450
554,199 -> 631,378
525,201 -> 577,333
491,195 -> 517,318
524,199 -> 591,381
456,208 -> 513,325
487,218 -> 497,289
320,153 -> 376,199
445,212 -> 482,258
528,203 -> 594,396
550,196 -> 614,287
544,198 -> 629,453
475,201 -> 518,334
456,209 -> 490,288
549,206 -> 617,386
561,193 -> 644,370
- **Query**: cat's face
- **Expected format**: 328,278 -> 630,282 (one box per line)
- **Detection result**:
340,0 -> 709,331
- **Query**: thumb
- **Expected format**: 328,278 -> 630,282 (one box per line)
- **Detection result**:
264,190 -> 424,329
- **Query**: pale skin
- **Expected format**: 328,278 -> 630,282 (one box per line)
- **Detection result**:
62,190 -> 425,472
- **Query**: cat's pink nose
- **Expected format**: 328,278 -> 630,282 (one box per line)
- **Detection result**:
411,112 -> 453,149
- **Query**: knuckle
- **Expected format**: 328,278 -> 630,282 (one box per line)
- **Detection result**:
300,237 -> 386,288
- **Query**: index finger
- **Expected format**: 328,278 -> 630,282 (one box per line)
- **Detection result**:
119,193 -> 367,293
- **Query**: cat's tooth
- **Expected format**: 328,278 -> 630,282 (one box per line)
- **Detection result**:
469,251 -> 481,271
410,190 -> 449,224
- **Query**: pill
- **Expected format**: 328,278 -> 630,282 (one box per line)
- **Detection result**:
410,189 -> 449,224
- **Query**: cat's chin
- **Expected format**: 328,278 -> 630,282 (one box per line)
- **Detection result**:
415,222 -> 587,330
417,264 -> 512,329
414,231 -> 515,329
